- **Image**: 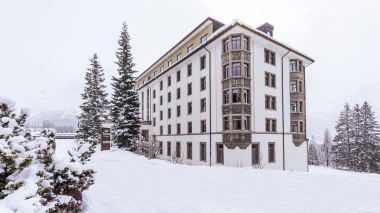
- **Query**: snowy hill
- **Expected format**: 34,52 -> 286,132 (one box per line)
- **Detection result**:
55,140 -> 380,213
27,110 -> 79,127
307,82 -> 380,143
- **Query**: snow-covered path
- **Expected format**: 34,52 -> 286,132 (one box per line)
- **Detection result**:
56,140 -> 380,213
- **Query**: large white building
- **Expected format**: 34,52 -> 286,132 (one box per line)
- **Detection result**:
135,17 -> 314,171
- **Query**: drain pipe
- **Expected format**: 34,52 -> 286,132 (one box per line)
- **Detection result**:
282,49 -> 290,171
203,46 -> 212,167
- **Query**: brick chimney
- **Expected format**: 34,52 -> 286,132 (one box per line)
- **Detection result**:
257,23 -> 274,37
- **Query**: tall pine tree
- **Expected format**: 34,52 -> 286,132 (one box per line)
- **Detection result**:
351,104 -> 363,171
76,53 -> 109,148
110,22 -> 141,150
360,101 -> 380,172
332,103 -> 354,169
322,128 -> 332,167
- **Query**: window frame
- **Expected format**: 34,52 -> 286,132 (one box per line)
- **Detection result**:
268,142 -> 275,163
264,49 -> 276,65
200,98 -> 206,112
187,83 -> 192,96
200,55 -> 206,70
177,53 -> 182,61
177,123 -> 181,134
200,34 -> 208,44
187,44 -> 193,53
200,77 -> 206,91
188,102 -> 192,115
188,122 -> 192,134
168,76 -> 171,87
187,142 -> 192,159
187,63 -> 192,76
167,141 -> 171,156
252,143 -> 260,165
201,120 -> 206,133
177,88 -> 181,99
216,143 -> 224,164
200,142 -> 206,161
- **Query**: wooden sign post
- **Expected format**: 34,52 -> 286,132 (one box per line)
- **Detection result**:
101,127 -> 111,151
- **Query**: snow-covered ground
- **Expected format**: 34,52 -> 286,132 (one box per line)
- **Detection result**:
56,140 -> 380,213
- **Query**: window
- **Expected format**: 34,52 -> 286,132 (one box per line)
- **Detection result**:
290,80 -> 297,92
300,121 -> 304,133
216,144 -> 224,164
187,142 -> 192,159
290,60 -> 297,71
176,142 -> 181,157
160,110 -> 163,120
188,122 -> 192,133
168,108 -> 171,119
153,90 -> 156,99
148,76 -> 151,81
167,92 -> 171,103
188,83 -> 192,96
232,89 -> 241,103
187,64 -> 192,76
177,105 -> 181,117
159,141 -> 163,155
168,125 -> 171,134
177,123 -> 181,134
264,72 -> 276,88
232,36 -> 241,50
268,143 -> 275,162
200,56 -> 206,70
188,102 -> 192,115
224,65 -> 229,79
224,117 -> 230,130
244,63 -> 249,77
200,34 -> 208,44
252,143 -> 260,164
177,53 -> 182,61
243,37 -> 249,51
299,81 -> 303,93
299,101 -> 303,112
167,141 -> 171,156
265,96 -> 270,109
200,77 -> 206,91
143,80 -> 145,84
244,116 -> 250,130
160,66 -> 164,73
201,98 -> 206,112
265,118 -> 276,132
291,121 -> 298,132
272,120 -> 276,132
153,117 -> 156,126
177,70 -> 181,82
232,63 -> 241,76
224,90 -> 229,104
153,104 -> 156,113
160,126 -> 163,135
271,97 -> 276,110
201,120 -> 206,133
160,96 -> 163,105
233,116 -> 241,130
154,71 -> 157,77
200,142 -> 206,161
299,61 -> 303,71
244,89 -> 250,104
265,73 -> 269,86
265,49 -> 276,65
168,76 -> 171,87
177,88 -> 181,99
223,39 -> 229,53
187,44 -> 193,53
290,101 -> 297,112
160,81 -> 163,90
168,60 -> 172,67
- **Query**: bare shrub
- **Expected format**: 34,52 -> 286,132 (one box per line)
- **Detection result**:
252,153 -> 266,169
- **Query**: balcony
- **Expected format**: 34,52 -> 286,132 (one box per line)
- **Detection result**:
292,133 -> 306,146
221,50 -> 250,65
222,132 -> 251,149
222,78 -> 251,89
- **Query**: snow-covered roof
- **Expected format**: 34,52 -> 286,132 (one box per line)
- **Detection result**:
208,19 -> 314,62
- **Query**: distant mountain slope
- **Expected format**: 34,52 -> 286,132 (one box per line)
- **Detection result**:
27,110 -> 79,127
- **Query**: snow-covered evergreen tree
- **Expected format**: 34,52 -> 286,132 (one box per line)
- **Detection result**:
351,104 -> 363,171
76,53 -> 109,148
359,101 -> 380,173
308,142 -> 319,166
322,128 -> 332,167
332,103 -> 354,169
110,22 -> 141,150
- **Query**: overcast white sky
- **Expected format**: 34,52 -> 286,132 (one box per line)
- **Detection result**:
1,0 -> 380,115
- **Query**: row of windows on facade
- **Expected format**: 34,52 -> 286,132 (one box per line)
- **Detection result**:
159,141 -> 275,164
139,51 -> 207,87
153,99 -> 207,119
146,75 -> 302,112
153,116 -> 304,134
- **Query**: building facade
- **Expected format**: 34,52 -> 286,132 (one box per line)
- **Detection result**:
135,18 -> 314,171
